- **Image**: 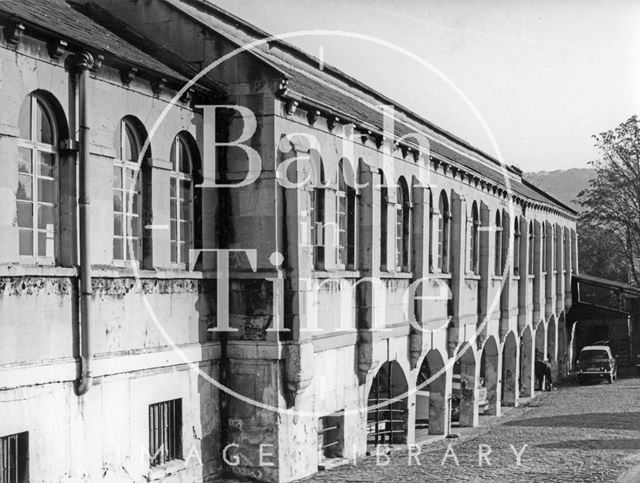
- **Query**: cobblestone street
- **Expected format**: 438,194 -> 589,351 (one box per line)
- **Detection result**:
305,375 -> 640,482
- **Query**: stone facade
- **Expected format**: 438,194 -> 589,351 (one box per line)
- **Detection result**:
0,1 -> 578,482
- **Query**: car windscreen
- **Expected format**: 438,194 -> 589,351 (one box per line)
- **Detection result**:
579,349 -> 609,360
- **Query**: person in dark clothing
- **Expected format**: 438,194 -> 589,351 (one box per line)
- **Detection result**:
534,353 -> 546,391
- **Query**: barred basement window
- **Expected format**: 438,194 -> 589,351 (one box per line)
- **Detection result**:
317,413 -> 344,464
149,399 -> 182,467
0,432 -> 28,483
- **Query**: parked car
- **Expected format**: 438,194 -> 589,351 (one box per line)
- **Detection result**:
576,345 -> 617,384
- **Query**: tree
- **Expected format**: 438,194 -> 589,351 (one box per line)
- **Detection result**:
578,115 -> 640,286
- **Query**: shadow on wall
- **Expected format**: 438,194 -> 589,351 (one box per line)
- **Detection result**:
504,412 -> 640,430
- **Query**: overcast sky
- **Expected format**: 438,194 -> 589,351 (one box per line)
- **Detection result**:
210,0 -> 640,172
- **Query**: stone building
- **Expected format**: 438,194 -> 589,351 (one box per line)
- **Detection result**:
0,1 -> 577,482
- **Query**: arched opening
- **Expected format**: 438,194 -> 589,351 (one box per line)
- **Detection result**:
547,316 -> 557,375
519,326 -> 534,397
480,336 -> 499,416
534,321 -> 546,391
502,332 -> 518,406
367,361 -> 408,446
453,344 -> 477,427
416,350 -> 447,435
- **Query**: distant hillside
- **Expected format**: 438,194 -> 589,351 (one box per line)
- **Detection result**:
523,168 -> 594,211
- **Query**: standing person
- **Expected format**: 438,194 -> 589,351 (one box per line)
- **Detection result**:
544,356 -> 553,391
534,350 -> 545,390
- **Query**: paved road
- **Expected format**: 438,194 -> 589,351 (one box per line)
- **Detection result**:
305,375 -> 640,482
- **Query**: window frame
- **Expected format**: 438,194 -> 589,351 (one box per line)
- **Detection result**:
113,120 -> 144,266
437,192 -> 450,273
395,179 -> 411,272
469,202 -> 480,274
513,216 -> 521,276
17,95 -> 59,265
494,210 -> 503,275
528,221 -> 535,275
169,135 -> 194,268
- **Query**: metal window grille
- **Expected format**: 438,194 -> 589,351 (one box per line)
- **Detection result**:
149,399 -> 182,467
0,432 -> 28,483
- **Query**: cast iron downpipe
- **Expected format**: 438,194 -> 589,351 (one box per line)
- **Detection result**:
74,52 -> 94,396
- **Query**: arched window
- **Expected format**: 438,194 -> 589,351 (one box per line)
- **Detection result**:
113,118 -> 146,263
336,160 -> 357,269
513,217 -> 521,276
541,223 -> 548,271
170,133 -> 194,266
310,160 -> 325,269
437,192 -> 450,273
494,210 -> 503,275
396,178 -> 410,271
470,202 -> 480,274
552,224 -> 558,271
380,174 -> 388,270
17,94 -> 58,262
528,221 -> 535,275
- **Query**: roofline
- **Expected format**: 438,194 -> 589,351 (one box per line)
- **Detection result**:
0,9 -> 188,87
181,0 -> 525,176
521,178 -> 578,217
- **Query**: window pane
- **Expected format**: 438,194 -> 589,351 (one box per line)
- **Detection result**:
17,174 -> 32,201
124,123 -> 138,162
19,229 -> 33,256
38,204 -> 56,231
113,237 -> 124,260
180,243 -> 189,265
38,178 -> 55,204
19,97 -> 31,140
113,191 -> 123,213
179,139 -> 190,173
39,152 -> 55,178
127,214 -> 140,238
114,213 -> 123,237
180,200 -> 190,221
125,169 -> 138,190
17,202 -> 33,228
113,166 -> 122,188
18,148 -> 32,174
170,220 -> 177,242
38,230 -> 55,257
170,198 -> 177,220
128,238 -> 139,261
36,99 -> 54,145
170,178 -> 176,198
170,242 -> 177,263
180,180 -> 191,198
180,221 -> 190,243
131,192 -> 140,216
